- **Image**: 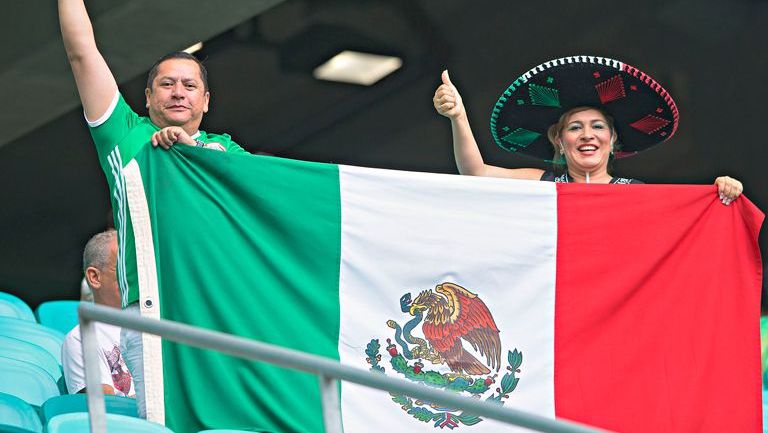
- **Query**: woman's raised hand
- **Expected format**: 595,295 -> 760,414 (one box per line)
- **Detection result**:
433,70 -> 465,119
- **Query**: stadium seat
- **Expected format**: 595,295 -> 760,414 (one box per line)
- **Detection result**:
40,394 -> 138,425
0,318 -> 65,364
763,389 -> 767,433
0,293 -> 35,323
0,392 -> 43,433
46,413 -> 173,433
0,336 -> 62,385
34,301 -> 80,335
0,356 -> 60,407
0,426 -> 39,433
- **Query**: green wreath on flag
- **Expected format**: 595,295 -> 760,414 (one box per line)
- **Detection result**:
364,338 -> 523,429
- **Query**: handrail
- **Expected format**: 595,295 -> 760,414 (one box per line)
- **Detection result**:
78,302 -> 611,433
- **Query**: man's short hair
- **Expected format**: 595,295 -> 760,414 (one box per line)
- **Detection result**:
146,51 -> 209,92
82,229 -> 116,274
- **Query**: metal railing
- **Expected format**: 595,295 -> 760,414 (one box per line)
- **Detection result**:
79,303 -> 611,433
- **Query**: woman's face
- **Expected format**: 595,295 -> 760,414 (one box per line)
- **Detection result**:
558,108 -> 614,174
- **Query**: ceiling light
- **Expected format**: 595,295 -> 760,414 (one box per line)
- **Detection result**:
313,50 -> 402,86
183,42 -> 204,54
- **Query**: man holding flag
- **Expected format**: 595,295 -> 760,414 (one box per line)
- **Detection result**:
58,0 -> 250,418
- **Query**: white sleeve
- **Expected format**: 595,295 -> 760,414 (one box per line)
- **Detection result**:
61,327 -> 87,394
61,325 -> 114,394
86,90 -> 120,127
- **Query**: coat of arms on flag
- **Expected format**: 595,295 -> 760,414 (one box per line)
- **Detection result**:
364,282 -> 523,429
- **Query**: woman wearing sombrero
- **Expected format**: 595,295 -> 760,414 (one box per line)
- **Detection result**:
433,55 -> 742,204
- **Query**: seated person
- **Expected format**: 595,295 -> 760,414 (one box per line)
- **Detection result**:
62,229 -> 134,397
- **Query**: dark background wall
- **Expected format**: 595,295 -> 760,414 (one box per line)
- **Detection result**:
0,0 -> 765,308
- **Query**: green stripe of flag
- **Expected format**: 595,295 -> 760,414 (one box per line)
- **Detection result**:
135,146 -> 342,432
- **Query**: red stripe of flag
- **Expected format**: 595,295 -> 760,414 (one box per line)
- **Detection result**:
555,183 -> 763,432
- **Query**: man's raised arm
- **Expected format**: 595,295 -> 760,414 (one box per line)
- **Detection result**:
59,0 -> 118,121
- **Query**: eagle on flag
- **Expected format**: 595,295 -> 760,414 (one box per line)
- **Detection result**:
409,282 -> 502,375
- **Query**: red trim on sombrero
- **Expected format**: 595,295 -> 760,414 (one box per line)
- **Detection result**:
622,64 -> 679,137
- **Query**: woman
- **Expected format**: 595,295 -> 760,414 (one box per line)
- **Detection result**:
433,56 -> 742,204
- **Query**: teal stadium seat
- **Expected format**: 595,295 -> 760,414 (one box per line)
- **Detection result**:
35,301 -> 80,335
0,425 -> 39,433
41,395 -> 138,425
0,356 -> 60,407
0,336 -> 62,385
0,293 -> 35,323
763,389 -> 767,433
0,392 -> 43,433
0,318 -> 65,363
47,413 -> 173,433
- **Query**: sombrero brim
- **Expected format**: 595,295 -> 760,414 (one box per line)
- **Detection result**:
489,55 -> 679,161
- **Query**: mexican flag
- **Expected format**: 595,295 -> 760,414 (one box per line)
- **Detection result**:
120,146 -> 763,433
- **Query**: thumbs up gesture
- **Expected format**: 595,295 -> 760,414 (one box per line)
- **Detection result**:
433,70 -> 465,119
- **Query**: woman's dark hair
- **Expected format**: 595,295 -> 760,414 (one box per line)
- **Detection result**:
146,52 -> 208,92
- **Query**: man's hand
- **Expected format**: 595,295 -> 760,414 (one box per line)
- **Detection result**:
150,127 -> 195,150
714,176 -> 743,206
433,70 -> 465,120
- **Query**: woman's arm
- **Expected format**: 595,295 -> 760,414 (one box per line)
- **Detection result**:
433,71 -> 543,180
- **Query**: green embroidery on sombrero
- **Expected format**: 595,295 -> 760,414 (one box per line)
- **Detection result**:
528,83 -> 560,107
490,80 -> 524,147
499,127 -> 541,151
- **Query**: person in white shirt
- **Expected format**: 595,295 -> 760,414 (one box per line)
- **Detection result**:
61,229 -> 134,397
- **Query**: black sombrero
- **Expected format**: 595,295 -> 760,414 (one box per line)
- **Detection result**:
489,55 -> 679,161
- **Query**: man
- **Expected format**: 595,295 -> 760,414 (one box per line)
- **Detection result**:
59,0 -> 248,417
62,230 -> 134,397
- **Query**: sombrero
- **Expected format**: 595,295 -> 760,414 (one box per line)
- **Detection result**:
489,55 -> 679,161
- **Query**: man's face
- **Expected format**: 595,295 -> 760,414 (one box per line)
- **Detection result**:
145,58 -> 210,131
